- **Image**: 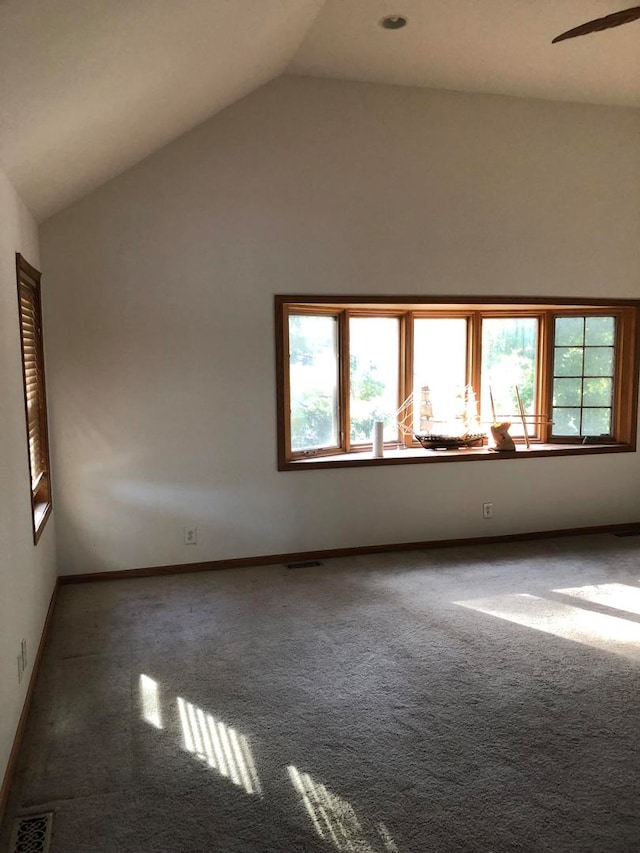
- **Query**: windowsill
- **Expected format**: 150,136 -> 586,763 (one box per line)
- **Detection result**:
281,442 -> 634,470
33,500 -> 52,544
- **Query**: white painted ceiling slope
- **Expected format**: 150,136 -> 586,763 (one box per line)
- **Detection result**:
0,0 -> 324,220
291,0 -> 640,107
1,0 -> 639,221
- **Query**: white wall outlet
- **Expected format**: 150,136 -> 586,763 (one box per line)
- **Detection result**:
184,526 -> 197,545
482,502 -> 494,519
21,638 -> 27,672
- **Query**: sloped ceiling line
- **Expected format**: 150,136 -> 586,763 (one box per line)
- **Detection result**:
0,0 -> 325,220
1,0 -> 639,222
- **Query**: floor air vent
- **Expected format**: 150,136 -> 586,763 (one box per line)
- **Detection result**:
286,560 -> 323,569
9,812 -> 53,853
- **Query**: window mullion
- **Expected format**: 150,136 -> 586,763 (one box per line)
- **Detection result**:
401,312 -> 414,448
280,303 -> 292,464
340,310 -> 350,453
579,317 -> 587,436
470,313 -> 482,417
539,311 -> 553,443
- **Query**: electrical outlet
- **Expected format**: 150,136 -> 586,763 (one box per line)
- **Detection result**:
482,502 -> 494,519
184,526 -> 197,545
21,638 -> 27,672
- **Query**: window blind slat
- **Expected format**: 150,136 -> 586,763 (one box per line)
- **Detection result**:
17,253 -> 51,542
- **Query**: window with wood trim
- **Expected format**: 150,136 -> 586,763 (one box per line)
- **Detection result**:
275,297 -> 639,470
16,254 -> 52,542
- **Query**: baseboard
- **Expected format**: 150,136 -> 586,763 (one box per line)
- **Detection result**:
58,521 -> 640,584
0,578 -> 59,826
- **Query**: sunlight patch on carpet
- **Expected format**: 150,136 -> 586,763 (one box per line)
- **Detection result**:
553,582 -> 640,617
139,674 -> 163,729
288,765 -> 398,852
177,696 -> 262,795
456,592 -> 640,660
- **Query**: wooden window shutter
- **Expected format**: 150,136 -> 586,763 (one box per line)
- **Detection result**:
16,254 -> 52,542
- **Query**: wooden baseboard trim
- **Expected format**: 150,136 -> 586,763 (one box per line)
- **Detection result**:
59,521 -> 640,585
0,578 -> 59,826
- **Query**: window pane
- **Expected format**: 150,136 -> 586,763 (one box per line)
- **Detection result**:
552,408 -> 581,436
552,315 -> 617,439
582,378 -> 612,408
584,347 -> 614,377
350,317 -> 399,443
289,314 -> 339,452
553,378 -> 582,408
481,318 -> 538,437
585,316 -> 615,346
554,347 -> 582,377
555,317 -> 584,347
413,318 -> 467,433
582,407 -> 612,435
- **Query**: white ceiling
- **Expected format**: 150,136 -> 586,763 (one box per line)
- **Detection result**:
290,1 -> 640,108
1,0 -> 639,221
0,0 -> 324,220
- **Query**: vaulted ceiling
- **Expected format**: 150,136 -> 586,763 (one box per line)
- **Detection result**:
0,0 -> 325,220
1,0 -> 639,221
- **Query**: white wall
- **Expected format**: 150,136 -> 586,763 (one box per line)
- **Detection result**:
0,165 -> 56,787
41,76 -> 640,576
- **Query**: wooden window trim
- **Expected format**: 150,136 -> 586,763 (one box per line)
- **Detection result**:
16,253 -> 52,543
479,312 -> 545,441
404,311 -> 474,448
546,309 -> 635,444
275,295 -> 640,471
347,310 -> 405,449
282,305 -> 344,461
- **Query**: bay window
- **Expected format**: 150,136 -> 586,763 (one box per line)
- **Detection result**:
275,296 -> 639,470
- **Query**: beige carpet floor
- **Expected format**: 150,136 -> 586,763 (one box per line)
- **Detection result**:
2,533 -> 640,852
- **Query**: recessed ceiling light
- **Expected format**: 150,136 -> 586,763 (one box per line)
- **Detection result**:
380,15 -> 407,30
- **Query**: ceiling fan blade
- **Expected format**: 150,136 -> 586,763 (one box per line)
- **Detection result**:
552,4 -> 640,43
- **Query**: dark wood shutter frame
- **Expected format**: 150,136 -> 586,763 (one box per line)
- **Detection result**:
16,253 -> 52,543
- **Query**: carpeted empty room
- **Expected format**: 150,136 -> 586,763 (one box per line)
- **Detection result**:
4,3 -> 640,852
2,533 -> 640,852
